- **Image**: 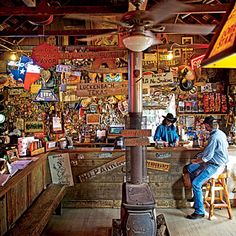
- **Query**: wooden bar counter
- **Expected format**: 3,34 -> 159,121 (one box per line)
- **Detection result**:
1,146 -> 235,235
0,154 -> 51,235
51,146 -> 203,209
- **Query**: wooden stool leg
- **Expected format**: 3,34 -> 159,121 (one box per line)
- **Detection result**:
222,178 -> 233,219
209,179 -> 216,220
204,183 -> 210,208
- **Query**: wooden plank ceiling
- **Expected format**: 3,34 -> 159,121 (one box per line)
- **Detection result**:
0,0 -> 231,52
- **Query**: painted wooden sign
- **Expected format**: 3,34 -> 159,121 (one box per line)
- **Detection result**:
86,114 -> 100,125
209,3 -> 236,58
78,155 -> 125,183
48,153 -> 74,186
156,152 -> 172,159
147,160 -> 170,172
122,129 -> 152,137
56,64 -> 72,72
25,121 -> 44,133
124,137 -> 150,146
76,81 -> 128,97
32,43 -> 127,69
77,155 -> 170,182
143,72 -> 173,85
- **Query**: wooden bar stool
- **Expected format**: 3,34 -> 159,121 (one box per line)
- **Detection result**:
204,172 -> 232,220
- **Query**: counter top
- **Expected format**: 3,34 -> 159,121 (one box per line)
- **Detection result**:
51,146 -> 204,153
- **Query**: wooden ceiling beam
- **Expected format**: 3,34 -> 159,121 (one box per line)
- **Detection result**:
190,15 -> 208,24
0,3 -> 229,16
0,29 -> 117,37
175,3 -> 229,14
0,5 -> 127,16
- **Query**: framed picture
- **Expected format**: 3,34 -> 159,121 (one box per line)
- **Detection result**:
86,114 -> 100,124
173,48 -> 181,58
6,148 -> 19,162
25,121 -> 44,133
181,36 -> 193,45
48,153 -> 74,186
142,86 -> 150,96
52,115 -> 64,133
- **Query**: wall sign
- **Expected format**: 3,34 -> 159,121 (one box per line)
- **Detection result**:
122,129 -> 151,137
142,72 -> 173,85
156,152 -> 172,159
76,81 -> 128,97
34,88 -> 59,102
25,121 -> 44,133
32,43 -> 127,69
147,160 -> 170,172
76,155 -> 170,182
124,137 -> 150,146
48,153 -> 74,186
86,114 -> 100,125
77,155 -> 125,183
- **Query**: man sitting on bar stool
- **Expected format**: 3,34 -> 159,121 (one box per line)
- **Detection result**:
185,116 -> 228,220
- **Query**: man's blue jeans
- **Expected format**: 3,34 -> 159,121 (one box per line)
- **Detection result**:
187,163 -> 219,215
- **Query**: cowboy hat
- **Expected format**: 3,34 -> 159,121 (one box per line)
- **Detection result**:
162,113 -> 177,123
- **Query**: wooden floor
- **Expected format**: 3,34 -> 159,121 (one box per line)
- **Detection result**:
42,207 -> 236,236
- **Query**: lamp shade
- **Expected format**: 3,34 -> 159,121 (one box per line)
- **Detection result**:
123,34 -> 154,52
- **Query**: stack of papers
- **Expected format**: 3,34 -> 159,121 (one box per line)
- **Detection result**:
0,159 -> 33,187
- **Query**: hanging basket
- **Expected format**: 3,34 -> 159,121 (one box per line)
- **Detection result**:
28,15 -> 54,25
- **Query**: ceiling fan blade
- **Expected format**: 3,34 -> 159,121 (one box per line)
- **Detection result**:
142,0 -> 191,24
77,31 -> 118,42
145,30 -> 162,45
151,24 -> 216,35
64,14 -> 130,28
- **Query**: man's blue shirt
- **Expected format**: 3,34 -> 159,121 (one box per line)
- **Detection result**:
199,129 -> 228,166
153,124 -> 179,145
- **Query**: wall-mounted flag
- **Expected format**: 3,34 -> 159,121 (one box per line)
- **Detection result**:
24,64 -> 41,90
9,56 -> 33,83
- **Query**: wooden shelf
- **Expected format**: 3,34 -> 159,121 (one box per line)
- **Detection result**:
30,147 -> 45,156
178,113 -> 227,116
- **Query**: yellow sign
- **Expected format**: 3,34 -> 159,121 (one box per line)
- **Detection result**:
202,2 -> 236,68
147,160 -> 170,172
209,3 -> 236,58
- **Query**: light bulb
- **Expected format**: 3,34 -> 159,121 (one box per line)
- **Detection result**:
167,51 -> 174,60
10,52 -> 17,61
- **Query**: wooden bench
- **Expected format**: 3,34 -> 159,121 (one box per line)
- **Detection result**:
6,184 -> 67,236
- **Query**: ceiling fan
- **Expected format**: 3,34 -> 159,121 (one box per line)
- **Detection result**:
66,0 -> 216,52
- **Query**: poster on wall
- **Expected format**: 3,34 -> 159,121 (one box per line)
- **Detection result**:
48,153 -> 74,186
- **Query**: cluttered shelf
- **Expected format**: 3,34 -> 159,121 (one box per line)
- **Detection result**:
178,113 -> 228,116
73,142 -> 114,147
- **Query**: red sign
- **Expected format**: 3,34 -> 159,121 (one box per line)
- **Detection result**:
32,43 -> 127,69
32,43 -> 60,69
191,54 -> 205,70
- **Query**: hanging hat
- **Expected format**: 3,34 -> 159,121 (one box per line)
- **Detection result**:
162,113 -> 177,123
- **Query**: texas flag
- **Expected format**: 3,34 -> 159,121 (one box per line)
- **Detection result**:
24,64 -> 41,90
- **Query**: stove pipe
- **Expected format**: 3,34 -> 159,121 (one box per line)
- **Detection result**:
120,51 -> 156,236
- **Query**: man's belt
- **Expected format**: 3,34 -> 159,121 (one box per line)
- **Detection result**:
207,162 -> 220,167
